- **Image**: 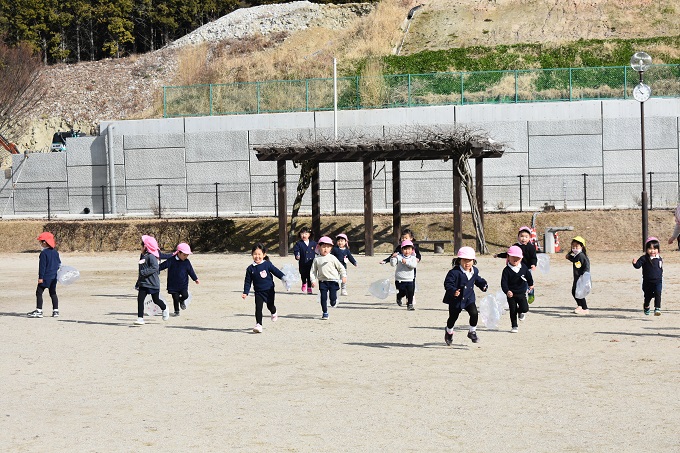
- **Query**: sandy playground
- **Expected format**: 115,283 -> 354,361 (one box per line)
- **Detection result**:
2,249 -> 680,452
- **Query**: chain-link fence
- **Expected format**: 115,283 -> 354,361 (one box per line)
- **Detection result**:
163,65 -> 680,117
3,171 -> 678,219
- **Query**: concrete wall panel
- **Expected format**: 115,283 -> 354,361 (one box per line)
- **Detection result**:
186,161 -> 250,186
125,178 -> 187,211
529,118 -> 601,136
124,148 -> 186,180
529,135 -> 603,169
124,133 -> 185,150
603,117 -> 678,150
185,131 -> 249,162
13,153 -> 67,183
65,136 -> 107,167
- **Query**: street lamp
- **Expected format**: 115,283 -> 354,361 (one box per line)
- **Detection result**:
631,51 -> 652,250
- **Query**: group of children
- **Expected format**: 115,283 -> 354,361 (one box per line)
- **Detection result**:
27,223 -> 665,344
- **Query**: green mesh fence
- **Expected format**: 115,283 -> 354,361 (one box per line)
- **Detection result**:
163,65 -> 680,117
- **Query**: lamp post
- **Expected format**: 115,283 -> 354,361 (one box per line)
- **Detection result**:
631,51 -> 652,250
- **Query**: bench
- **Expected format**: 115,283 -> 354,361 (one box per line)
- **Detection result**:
416,240 -> 453,254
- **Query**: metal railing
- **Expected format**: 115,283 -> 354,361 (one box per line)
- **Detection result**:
163,64 -> 680,117
2,172 -> 678,219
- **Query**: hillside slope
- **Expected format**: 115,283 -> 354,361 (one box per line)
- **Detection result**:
9,0 -> 680,161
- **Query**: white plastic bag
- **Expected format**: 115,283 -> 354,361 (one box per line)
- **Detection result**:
575,272 -> 592,299
281,264 -> 301,291
495,289 -> 509,310
479,294 -> 503,329
57,265 -> 80,285
369,278 -> 392,299
144,293 -> 166,316
183,291 -> 192,308
536,254 -> 550,275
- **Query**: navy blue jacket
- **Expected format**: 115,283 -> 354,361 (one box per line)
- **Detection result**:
159,255 -> 198,293
442,266 -> 488,309
633,255 -> 663,283
331,246 -> 357,269
566,251 -> 590,282
137,253 -> 160,291
243,260 -> 285,295
501,263 -> 534,294
293,240 -> 317,265
38,247 -> 61,287
496,242 -> 538,268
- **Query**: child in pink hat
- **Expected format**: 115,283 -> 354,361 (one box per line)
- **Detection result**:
331,233 -> 357,296
135,235 -> 169,325
390,240 -> 418,310
28,232 -> 62,318
501,245 -> 534,333
442,247 -> 488,345
159,242 -> 200,316
310,236 -> 346,320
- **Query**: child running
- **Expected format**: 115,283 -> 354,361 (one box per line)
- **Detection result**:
566,236 -> 590,315
331,233 -> 357,296
391,240 -> 418,310
242,243 -> 285,333
294,226 -> 316,295
443,247 -> 488,345
135,235 -> 169,325
310,236 -> 346,320
632,236 -> 663,316
28,232 -> 62,318
495,226 -> 538,301
159,242 -> 199,317
501,245 -> 534,333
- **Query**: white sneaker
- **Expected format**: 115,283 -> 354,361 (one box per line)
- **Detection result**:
519,313 -> 526,321
271,313 -> 278,322
162,308 -> 169,321
27,309 -> 43,318
511,327 -> 518,333
341,289 -> 348,296
134,318 -> 145,325
253,323 -> 263,333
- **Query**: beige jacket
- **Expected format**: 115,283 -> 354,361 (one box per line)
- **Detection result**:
310,254 -> 347,283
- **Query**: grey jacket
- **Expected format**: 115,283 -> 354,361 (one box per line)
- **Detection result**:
390,254 -> 418,281
137,253 -> 160,292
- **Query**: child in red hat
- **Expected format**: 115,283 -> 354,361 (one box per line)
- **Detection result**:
28,232 -> 61,318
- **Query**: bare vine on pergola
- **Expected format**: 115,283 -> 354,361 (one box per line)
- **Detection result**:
259,126 -> 503,252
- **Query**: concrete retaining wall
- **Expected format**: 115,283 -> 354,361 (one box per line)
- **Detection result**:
4,98 -> 680,218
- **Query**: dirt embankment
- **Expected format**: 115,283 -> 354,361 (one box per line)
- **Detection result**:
1,209 -> 675,254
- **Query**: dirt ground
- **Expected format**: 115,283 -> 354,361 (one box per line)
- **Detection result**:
2,249 -> 680,451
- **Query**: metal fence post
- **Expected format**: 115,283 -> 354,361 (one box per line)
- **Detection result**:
569,68 -> 573,101
333,179 -> 337,215
157,184 -> 162,219
460,72 -> 464,105
583,173 -> 587,210
47,186 -> 51,220
355,75 -> 360,109
256,82 -> 261,114
273,181 -> 277,217
518,175 -> 523,212
209,84 -> 213,115
101,185 -> 106,219
163,87 -> 167,117
515,70 -> 518,103
649,171 -> 654,209
407,74 -> 412,107
215,182 -> 219,218
305,79 -> 309,112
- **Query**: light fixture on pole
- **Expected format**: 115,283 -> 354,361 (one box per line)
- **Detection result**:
631,51 -> 652,250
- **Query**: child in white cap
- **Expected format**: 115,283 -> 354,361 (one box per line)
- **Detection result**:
501,245 -> 534,333
442,247 -> 488,345
390,240 -> 418,310
310,236 -> 346,320
159,242 -> 200,316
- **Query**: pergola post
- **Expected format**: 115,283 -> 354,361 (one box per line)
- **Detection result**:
363,160 -> 374,256
312,162 -> 321,240
453,168 -> 462,252
392,160 -> 401,246
475,157 -> 484,253
277,160 -> 288,256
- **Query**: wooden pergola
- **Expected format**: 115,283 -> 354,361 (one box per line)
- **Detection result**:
254,131 -> 505,256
